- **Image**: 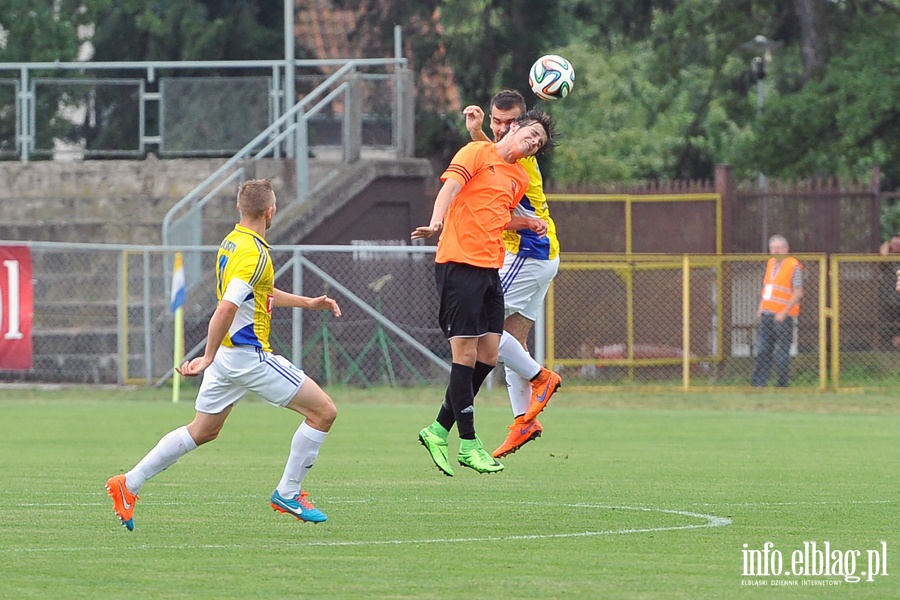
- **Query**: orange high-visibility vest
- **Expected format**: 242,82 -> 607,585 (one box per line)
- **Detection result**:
760,257 -> 802,317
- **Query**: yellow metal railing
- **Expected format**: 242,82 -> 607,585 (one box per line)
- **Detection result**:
828,255 -> 900,391
546,253 -> 829,391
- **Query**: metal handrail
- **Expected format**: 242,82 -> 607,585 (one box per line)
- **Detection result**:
0,57 -> 407,160
160,61 -> 361,246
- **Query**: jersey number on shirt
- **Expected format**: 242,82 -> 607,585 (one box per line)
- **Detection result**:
217,254 -> 229,297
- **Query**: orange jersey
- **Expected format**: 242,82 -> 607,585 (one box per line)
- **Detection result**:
436,141 -> 528,268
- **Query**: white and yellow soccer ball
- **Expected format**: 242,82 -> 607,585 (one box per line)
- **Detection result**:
528,54 -> 575,101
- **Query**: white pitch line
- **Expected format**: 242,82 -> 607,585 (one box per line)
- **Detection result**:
1,504 -> 730,554
690,499 -> 894,508
15,497 -> 895,509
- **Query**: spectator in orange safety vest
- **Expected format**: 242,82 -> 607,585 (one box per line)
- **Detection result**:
752,235 -> 804,387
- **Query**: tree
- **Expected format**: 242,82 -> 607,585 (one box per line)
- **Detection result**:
360,0 -> 564,108
74,0 -> 287,155
739,3 -> 900,188
545,0 -> 900,187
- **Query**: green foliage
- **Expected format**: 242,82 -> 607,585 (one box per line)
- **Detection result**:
540,40 -> 748,183
0,0 -> 83,62
356,0 -> 564,159
881,198 -> 900,241
414,110 -> 466,168
73,0 -> 285,154
0,0 -> 85,156
6,0 -> 900,193
440,0 -> 563,107
84,0 -> 283,61
740,11 -> 900,187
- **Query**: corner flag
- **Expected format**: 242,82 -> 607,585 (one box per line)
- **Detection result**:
172,252 -> 185,403
171,252 -> 186,313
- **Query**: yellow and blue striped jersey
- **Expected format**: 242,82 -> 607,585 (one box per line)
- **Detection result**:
216,224 -> 274,352
502,155 -> 559,260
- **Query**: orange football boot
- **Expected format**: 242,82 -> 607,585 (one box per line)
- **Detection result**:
492,417 -> 543,458
105,474 -> 139,531
523,367 -> 561,422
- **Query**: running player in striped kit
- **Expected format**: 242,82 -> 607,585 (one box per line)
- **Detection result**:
106,179 -> 342,529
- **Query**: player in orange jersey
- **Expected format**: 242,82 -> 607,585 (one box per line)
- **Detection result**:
465,90 -> 562,459
412,109 -> 555,476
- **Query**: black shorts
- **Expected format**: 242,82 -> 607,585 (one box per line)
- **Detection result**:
434,261 -> 504,339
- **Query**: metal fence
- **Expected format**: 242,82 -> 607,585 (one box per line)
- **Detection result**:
3,241 -> 900,391
0,58 -> 408,161
547,166 -> 884,255
548,253 -> 900,391
0,242 -> 446,387
159,64 -> 416,299
548,255 -> 821,389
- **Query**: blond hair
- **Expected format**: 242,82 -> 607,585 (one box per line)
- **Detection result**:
237,179 -> 275,219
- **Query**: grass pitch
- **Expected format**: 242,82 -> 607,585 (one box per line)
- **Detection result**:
1,385 -> 897,599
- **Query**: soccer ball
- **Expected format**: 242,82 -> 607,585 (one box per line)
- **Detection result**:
528,55 -> 575,101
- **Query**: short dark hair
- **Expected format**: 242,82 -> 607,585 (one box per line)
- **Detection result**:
514,109 -> 557,156
491,89 -> 527,114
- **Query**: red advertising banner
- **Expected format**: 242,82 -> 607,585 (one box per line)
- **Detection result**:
0,246 -> 33,370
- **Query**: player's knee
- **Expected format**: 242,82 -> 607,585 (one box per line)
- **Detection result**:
319,397 -> 337,427
480,348 -> 499,365
303,392 -> 337,429
453,347 -> 478,366
190,426 -> 220,445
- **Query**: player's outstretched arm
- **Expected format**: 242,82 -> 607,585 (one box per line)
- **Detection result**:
273,288 -> 341,317
463,105 -> 490,142
411,178 -> 462,239
177,300 -> 238,376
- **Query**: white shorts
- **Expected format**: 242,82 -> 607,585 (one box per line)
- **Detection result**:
195,345 -> 307,414
499,253 -> 560,321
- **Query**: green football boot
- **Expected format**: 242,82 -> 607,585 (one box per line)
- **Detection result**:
458,436 -> 505,473
418,423 -> 454,477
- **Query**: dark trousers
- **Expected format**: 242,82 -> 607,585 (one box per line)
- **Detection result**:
752,313 -> 795,387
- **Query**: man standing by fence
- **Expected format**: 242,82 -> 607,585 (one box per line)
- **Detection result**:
752,235 -> 803,387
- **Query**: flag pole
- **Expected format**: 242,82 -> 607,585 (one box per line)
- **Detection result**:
173,304 -> 183,404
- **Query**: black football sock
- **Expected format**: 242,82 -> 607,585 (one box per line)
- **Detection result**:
436,391 -> 456,432
471,361 -> 495,396
447,363 -> 476,439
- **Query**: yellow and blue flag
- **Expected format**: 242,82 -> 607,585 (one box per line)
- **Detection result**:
171,252 -> 186,313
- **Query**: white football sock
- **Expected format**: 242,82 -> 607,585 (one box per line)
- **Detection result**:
505,366 -> 532,418
276,421 -> 328,498
125,426 -> 197,494
498,330 -> 541,380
